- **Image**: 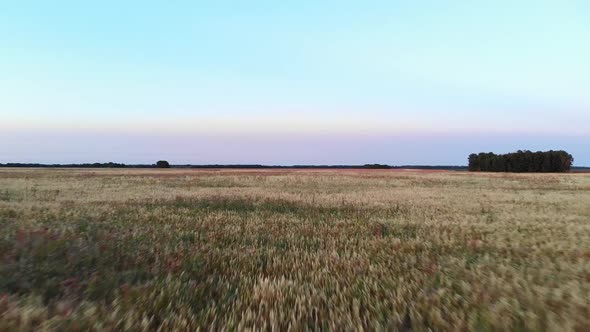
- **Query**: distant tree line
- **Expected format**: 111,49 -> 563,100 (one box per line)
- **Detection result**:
0,162 -> 128,168
179,164 -> 466,170
0,161 -> 169,168
0,162 -> 466,170
391,165 -> 467,171
2,159 -> 580,171
468,150 -> 573,172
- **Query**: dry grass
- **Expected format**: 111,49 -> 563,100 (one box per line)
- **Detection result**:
0,168 -> 589,331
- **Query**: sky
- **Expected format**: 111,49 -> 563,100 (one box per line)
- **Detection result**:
1,0 -> 589,165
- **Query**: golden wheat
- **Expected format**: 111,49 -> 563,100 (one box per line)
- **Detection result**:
0,168 -> 589,331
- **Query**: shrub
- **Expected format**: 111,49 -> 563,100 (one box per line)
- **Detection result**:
156,160 -> 171,168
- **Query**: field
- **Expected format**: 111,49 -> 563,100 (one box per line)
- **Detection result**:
0,168 -> 589,331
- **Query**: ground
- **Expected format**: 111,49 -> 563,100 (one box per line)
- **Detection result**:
0,168 -> 589,331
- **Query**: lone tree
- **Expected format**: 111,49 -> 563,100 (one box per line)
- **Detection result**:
156,160 -> 171,168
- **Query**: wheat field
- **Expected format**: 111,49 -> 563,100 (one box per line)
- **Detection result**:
0,168 -> 589,331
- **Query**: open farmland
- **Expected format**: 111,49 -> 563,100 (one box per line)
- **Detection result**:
0,168 -> 589,331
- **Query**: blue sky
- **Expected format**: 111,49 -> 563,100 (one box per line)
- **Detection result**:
1,1 -> 589,165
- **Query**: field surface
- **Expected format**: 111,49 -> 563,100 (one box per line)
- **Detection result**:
0,168 -> 589,331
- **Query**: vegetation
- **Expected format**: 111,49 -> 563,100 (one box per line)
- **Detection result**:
156,160 -> 171,168
469,150 -> 573,172
0,163 -> 471,170
0,168 -> 588,331
0,162 -> 128,168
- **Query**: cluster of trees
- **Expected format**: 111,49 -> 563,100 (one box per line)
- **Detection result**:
468,150 -> 573,173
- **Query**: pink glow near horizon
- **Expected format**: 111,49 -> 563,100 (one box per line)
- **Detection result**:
1,130 -> 588,166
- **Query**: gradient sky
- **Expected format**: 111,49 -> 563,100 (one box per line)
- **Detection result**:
1,1 -> 589,165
